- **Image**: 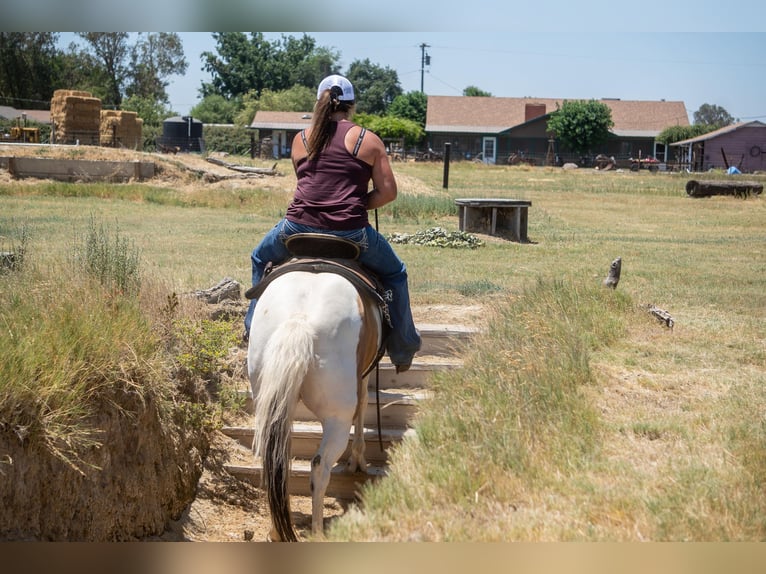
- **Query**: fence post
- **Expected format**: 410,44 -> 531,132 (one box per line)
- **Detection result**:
442,142 -> 451,189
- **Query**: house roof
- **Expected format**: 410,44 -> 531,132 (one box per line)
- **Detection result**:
669,120 -> 766,146
425,96 -> 689,136
249,111 -> 314,131
0,106 -> 51,124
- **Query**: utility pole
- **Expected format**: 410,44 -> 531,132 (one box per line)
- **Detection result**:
420,43 -> 430,93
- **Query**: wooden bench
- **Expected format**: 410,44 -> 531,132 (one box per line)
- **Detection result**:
455,198 -> 531,242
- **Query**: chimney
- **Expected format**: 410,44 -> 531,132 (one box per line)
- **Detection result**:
525,103 -> 547,122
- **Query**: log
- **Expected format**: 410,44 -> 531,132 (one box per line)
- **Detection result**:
646,304 -> 674,330
190,277 -> 241,304
685,180 -> 763,198
206,157 -> 278,175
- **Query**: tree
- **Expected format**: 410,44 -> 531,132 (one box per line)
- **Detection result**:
0,33 -> 60,109
291,46 -> 340,89
60,33 -> 186,112
354,113 -> 424,147
126,33 -> 187,104
693,103 -> 736,128
463,85 -> 492,97
121,94 -> 174,127
201,33 -> 340,100
546,100 -> 614,157
258,85 -> 315,112
388,91 -> 427,128
55,41 -> 107,98
656,124 -> 713,145
233,85 -> 315,127
189,94 -> 240,124
345,59 -> 402,115
77,33 -> 130,108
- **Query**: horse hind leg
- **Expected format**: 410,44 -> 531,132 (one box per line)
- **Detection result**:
346,388 -> 369,473
311,417 -> 352,536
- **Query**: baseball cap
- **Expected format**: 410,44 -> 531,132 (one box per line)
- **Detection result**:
316,74 -> 355,102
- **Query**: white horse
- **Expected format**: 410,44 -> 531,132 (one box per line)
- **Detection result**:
247,265 -> 384,542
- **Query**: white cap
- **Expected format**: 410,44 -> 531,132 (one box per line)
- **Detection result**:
316,74 -> 355,102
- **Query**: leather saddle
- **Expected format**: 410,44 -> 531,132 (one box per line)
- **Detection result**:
244,233 -> 391,331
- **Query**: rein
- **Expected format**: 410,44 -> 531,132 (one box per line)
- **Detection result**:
373,206 -> 383,453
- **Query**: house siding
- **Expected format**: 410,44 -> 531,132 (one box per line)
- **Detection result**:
695,125 -> 766,172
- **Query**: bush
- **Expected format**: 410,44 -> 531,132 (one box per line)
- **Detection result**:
74,215 -> 141,295
201,124 -> 254,156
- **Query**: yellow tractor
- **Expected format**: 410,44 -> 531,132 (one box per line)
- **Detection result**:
9,124 -> 40,143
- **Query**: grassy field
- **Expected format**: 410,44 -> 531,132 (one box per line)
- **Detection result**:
1,158 -> 765,540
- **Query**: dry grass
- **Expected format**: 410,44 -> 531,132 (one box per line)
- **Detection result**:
1,145 -> 765,541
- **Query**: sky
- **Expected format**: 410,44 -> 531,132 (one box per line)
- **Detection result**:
161,32 -> 766,124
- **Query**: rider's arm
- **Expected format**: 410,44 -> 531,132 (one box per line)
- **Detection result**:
363,132 -> 397,210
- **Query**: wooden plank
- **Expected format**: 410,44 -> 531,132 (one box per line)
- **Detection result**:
221,424 -> 416,464
237,388 -> 428,424
294,389 -> 429,427
226,460 -> 387,499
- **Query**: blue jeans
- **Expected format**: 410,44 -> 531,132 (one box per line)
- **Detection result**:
244,219 -> 422,365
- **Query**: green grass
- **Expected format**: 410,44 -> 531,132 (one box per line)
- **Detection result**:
1,160 -> 765,540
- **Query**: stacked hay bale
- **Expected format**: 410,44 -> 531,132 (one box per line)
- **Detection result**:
100,110 -> 143,149
50,90 -> 101,145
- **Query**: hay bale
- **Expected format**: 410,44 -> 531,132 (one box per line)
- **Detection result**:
100,110 -> 143,149
51,89 -> 102,145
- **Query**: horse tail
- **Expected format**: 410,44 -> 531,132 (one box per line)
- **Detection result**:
253,316 -> 315,542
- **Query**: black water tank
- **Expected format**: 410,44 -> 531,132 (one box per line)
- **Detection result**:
159,116 -> 204,152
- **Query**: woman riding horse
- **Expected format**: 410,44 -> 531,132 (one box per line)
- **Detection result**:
244,74 -> 421,372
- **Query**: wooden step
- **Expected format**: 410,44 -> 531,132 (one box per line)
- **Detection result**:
224,322 -> 471,500
226,459 -> 386,499
238,388 -> 430,426
370,357 -> 459,389
221,423 -> 416,464
295,389 -> 429,427
416,323 -> 478,356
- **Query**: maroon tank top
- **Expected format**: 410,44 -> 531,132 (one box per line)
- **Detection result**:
286,120 -> 372,230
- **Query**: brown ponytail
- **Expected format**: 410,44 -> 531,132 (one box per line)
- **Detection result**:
306,89 -> 354,161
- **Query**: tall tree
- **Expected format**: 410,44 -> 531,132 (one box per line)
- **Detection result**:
547,100 -> 614,157
77,32 -> 130,108
292,46 -> 340,89
201,33 -> 339,100
345,59 -> 401,115
201,33 -> 276,98
0,32 -> 59,109
693,103 -> 736,128
55,42 -> 105,96
126,33 -> 187,104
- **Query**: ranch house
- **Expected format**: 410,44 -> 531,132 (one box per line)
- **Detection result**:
249,97 -> 690,167
669,120 -> 766,173
424,96 -> 689,166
